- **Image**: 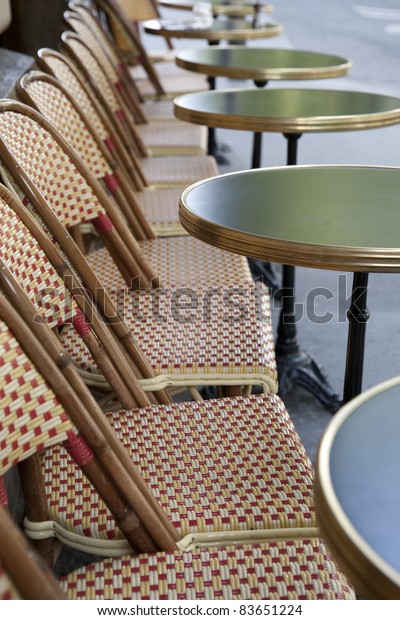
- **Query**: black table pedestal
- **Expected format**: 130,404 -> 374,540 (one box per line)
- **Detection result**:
342,272 -> 370,404
275,134 -> 341,412
275,265 -> 342,412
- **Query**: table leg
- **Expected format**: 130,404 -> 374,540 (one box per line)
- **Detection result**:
275,133 -> 341,412
275,265 -> 341,412
206,75 -> 230,163
342,272 -> 370,404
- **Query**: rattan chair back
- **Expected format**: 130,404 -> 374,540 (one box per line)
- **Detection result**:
0,182 -> 156,409
17,70 -> 153,241
65,5 -> 148,122
0,104 -> 172,403
0,99 -> 154,284
94,0 -> 166,95
60,30 -> 149,177
0,284 -> 178,556
35,48 -> 145,180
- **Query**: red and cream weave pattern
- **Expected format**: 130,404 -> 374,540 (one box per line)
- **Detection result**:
0,111 -> 105,228
86,236 -> 255,288
42,54 -> 109,142
58,539 -> 355,600
23,80 -> 112,180
141,154 -> 219,187
0,320 -> 73,475
42,394 -> 313,542
66,37 -> 122,115
60,284 -> 278,389
66,17 -> 120,86
0,196 -> 76,328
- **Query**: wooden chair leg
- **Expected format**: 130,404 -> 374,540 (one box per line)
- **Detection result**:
17,456 -> 56,567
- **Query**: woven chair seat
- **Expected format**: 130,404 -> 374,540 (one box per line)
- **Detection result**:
39,394 -> 314,553
141,99 -> 175,122
58,538 -> 355,600
142,154 -> 218,187
59,284 -> 278,392
130,61 -> 208,82
136,186 -> 187,236
137,121 -> 207,155
133,71 -> 209,101
86,237 -> 254,288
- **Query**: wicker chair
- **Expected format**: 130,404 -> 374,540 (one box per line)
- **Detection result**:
63,8 -> 208,156
94,0 -> 211,99
0,101 -> 277,398
60,31 -> 218,189
0,291 -> 355,599
35,47 -> 186,236
17,70 -> 256,292
0,503 -> 355,599
67,2 -> 198,122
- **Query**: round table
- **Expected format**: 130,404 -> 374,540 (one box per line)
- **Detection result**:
175,46 -> 352,85
179,165 -> 400,406
143,17 -> 283,42
175,90 -> 400,409
158,0 -> 273,17
174,47 -> 351,164
315,375 -> 400,599
174,87 -> 400,166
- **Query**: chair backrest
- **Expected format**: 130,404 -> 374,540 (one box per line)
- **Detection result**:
35,47 -> 145,176
0,283 -> 178,558
114,0 -> 160,22
0,181 -> 152,410
0,99 -> 154,285
94,0 -> 166,95
65,4 -> 148,123
0,103 -> 170,405
60,30 -> 149,178
17,70 -> 154,241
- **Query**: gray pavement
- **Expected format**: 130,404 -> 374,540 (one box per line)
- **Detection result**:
145,1 -> 400,460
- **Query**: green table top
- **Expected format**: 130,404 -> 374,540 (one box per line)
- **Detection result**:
175,46 -> 351,80
179,165 -> 400,272
316,375 -> 400,598
143,17 -> 283,40
174,87 -> 400,133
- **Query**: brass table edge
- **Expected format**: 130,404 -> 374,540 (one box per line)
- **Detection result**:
174,102 -> 400,134
315,379 -> 400,598
175,56 -> 352,80
179,202 -> 400,273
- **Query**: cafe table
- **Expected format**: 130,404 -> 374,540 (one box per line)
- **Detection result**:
315,375 -> 400,598
158,0 -> 273,18
175,88 -> 400,410
174,48 -> 351,158
179,165 -> 400,408
175,46 -> 351,88
143,16 -> 283,44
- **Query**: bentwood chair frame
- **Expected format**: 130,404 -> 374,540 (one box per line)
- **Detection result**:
59,31 -> 219,190
93,0 -> 209,99
34,47 -> 193,237
17,69 -> 257,293
0,285 -> 177,556
0,99 -> 277,397
65,3 -> 209,154
0,251 -> 315,555
0,222 -> 353,597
